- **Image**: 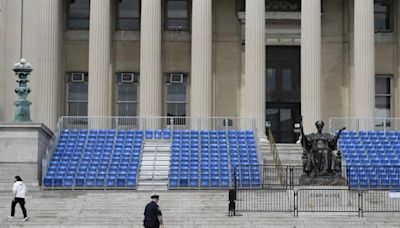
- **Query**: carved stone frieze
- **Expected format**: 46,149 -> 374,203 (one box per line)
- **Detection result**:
266,0 -> 301,12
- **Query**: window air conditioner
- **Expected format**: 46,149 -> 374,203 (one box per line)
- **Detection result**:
121,73 -> 135,82
169,73 -> 184,83
71,72 -> 85,82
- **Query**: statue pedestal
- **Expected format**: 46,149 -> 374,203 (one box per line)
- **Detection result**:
299,175 -> 348,186
0,123 -> 53,185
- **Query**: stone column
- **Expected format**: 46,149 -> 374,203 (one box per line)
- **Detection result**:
139,0 -> 162,129
301,0 -> 321,133
88,0 -> 112,128
353,0 -> 375,128
190,0 -> 212,130
39,0 -> 62,131
244,0 -> 265,135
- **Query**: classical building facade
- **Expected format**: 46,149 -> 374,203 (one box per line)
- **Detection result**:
0,0 -> 397,142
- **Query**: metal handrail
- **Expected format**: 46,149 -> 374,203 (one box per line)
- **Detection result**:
252,119 -> 263,185
58,116 -> 255,131
330,117 -> 400,133
268,129 -> 285,186
41,118 -> 62,188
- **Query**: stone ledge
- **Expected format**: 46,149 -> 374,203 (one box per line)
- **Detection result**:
299,176 -> 348,187
0,122 -> 53,138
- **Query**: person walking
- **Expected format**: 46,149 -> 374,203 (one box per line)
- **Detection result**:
143,195 -> 164,228
9,176 -> 29,221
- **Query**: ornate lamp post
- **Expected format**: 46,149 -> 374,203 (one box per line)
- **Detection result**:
13,58 -> 32,122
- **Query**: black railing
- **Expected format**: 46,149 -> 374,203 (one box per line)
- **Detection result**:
361,189 -> 400,216
295,188 -> 361,217
234,165 -> 400,190
231,165 -> 400,217
231,188 -> 400,217
234,165 -> 348,189
235,188 -> 293,213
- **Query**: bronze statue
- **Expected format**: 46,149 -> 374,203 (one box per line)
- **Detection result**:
300,117 -> 345,177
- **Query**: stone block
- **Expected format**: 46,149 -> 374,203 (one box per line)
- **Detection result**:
299,175 -> 348,186
0,122 -> 53,184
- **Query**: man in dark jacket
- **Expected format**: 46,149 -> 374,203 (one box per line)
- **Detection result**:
143,195 -> 164,228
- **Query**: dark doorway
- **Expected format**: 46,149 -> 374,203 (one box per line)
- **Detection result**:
266,46 -> 301,143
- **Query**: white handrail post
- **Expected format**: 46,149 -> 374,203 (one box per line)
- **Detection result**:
198,118 -> 201,131
356,118 -> 360,132
171,117 -> 174,134
384,118 -> 387,132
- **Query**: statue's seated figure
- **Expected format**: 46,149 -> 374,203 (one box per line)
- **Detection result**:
301,120 -> 345,177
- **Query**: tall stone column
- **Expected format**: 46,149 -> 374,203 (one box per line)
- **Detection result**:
88,0 -> 112,128
139,0 -> 162,129
301,0 -> 321,133
191,0 -> 212,130
354,0 -> 375,129
244,0 -> 265,135
39,0 -> 62,131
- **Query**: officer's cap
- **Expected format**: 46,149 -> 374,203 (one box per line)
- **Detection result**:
151,195 -> 159,199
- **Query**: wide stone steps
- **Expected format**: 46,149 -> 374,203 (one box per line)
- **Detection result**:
260,140 -> 303,166
137,140 -> 171,191
1,190 -> 400,227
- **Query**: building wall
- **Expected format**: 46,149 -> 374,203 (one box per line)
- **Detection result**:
0,0 -> 6,121
2,0 -> 23,123
0,0 -> 400,129
213,0 -> 241,117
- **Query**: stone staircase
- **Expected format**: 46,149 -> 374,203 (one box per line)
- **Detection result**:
137,140 -> 171,191
1,190 -> 400,227
259,139 -> 303,166
274,143 -> 303,165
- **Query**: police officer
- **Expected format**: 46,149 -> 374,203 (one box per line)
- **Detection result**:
143,195 -> 164,228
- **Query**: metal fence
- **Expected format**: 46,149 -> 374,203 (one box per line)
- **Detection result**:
59,116 -> 256,131
329,117 -> 400,132
232,188 -> 400,217
42,119 -> 62,185
362,190 -> 400,215
235,164 -> 400,191
295,188 -> 361,217
234,165 -> 348,189
235,188 -> 294,213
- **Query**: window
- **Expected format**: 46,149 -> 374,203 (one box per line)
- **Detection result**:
266,68 -> 276,91
374,0 -> 392,32
66,72 -> 88,116
67,0 -> 90,30
165,74 -> 188,125
166,0 -> 190,31
375,75 -> 392,126
116,73 -> 139,117
116,0 -> 140,30
282,68 -> 292,91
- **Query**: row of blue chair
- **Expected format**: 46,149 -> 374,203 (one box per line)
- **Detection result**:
44,177 -> 137,188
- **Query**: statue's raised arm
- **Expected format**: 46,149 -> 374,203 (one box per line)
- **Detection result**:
330,127 -> 346,151
334,127 -> 346,141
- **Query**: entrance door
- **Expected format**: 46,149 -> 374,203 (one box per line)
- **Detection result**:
267,103 -> 300,143
266,46 -> 301,143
